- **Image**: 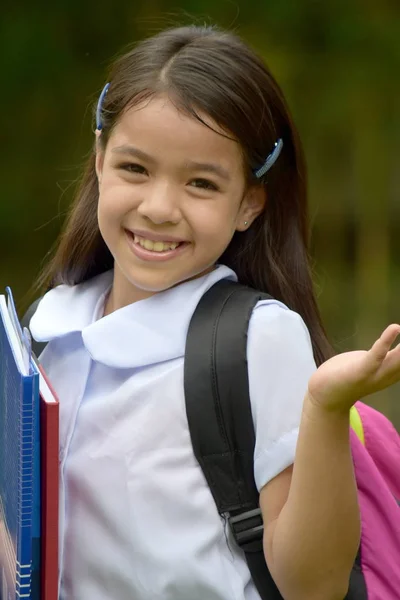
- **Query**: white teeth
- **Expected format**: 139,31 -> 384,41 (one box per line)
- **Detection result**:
153,242 -> 165,252
132,234 -> 180,252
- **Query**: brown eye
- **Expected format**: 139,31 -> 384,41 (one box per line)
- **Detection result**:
190,178 -> 218,191
120,163 -> 148,175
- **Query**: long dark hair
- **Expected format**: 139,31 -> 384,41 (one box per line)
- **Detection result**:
37,25 -> 332,365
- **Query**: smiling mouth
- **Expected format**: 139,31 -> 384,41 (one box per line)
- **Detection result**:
131,233 -> 183,252
124,230 -> 190,258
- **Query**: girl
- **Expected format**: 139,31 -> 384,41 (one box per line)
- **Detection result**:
29,25 -> 400,600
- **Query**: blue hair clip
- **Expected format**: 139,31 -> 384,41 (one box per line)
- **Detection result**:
96,82 -> 110,131
254,138 -> 283,179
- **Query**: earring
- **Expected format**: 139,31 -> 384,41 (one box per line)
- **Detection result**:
244,221 -> 248,226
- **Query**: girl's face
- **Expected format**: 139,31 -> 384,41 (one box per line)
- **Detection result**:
96,94 -> 265,307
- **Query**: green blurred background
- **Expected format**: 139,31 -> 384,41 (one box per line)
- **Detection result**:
1,1 -> 399,426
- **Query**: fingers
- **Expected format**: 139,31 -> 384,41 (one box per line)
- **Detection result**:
369,324 -> 400,362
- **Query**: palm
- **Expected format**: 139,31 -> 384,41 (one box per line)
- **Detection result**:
309,324 -> 400,411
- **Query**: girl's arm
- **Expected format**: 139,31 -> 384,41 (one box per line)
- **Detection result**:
261,399 -> 358,600
260,324 -> 400,600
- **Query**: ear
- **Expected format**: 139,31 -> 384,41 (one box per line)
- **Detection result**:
95,132 -> 104,185
235,184 -> 266,231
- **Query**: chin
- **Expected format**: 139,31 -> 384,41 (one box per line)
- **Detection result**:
122,269 -> 189,295
123,265 -> 214,295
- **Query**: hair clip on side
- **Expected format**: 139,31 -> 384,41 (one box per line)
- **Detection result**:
254,138 -> 283,179
96,83 -> 110,131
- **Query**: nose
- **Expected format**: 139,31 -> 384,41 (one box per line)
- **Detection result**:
137,180 -> 182,225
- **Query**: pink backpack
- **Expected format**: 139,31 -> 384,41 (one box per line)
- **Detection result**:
349,402 -> 400,598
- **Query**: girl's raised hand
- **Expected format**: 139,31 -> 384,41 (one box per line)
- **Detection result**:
308,324 -> 400,412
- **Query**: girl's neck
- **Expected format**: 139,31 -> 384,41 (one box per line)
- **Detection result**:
103,264 -> 217,316
103,285 -> 157,316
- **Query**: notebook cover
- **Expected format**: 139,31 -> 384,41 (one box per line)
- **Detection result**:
36,363 -> 59,600
0,297 -> 36,600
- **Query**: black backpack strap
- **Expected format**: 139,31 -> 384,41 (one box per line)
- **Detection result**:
21,297 -> 48,358
184,279 -> 284,599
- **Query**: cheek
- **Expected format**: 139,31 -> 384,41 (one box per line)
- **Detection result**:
187,197 -> 240,240
98,182 -> 137,226
97,195 -> 116,239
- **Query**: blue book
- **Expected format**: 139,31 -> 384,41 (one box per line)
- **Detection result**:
0,290 -> 40,600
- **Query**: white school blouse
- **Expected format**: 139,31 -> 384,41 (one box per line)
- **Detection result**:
30,264 -> 316,600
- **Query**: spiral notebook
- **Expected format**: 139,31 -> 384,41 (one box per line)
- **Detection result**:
0,289 -> 59,600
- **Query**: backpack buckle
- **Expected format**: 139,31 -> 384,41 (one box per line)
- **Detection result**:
229,507 -> 264,551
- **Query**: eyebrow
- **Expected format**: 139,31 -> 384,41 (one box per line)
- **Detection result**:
184,160 -> 231,181
111,144 -> 231,181
111,145 -> 155,163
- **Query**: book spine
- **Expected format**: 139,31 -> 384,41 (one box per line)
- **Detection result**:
16,375 -> 34,599
40,398 -> 60,600
31,369 -> 41,600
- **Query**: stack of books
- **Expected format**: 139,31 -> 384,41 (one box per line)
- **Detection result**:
0,288 -> 59,600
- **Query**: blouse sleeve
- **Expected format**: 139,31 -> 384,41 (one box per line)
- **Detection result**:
247,299 -> 317,491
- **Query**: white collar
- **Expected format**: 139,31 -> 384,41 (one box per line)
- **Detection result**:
30,265 -> 237,369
